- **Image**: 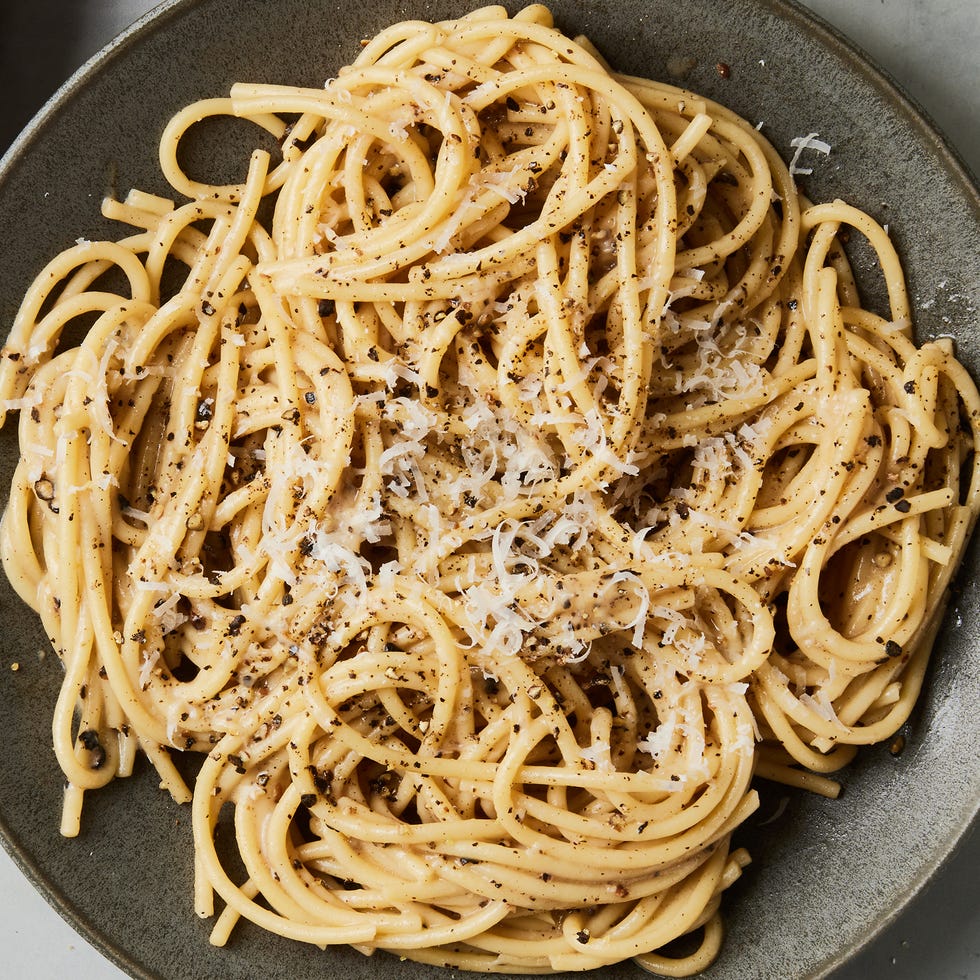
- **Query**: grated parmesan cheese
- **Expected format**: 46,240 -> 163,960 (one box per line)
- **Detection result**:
788,132 -> 832,177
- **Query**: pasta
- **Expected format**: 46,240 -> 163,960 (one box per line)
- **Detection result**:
1,3 -> 977,974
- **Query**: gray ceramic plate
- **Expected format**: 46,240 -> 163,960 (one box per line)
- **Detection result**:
0,1 -> 977,979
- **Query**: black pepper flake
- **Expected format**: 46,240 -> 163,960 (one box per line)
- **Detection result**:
33,477 -> 55,501
310,766 -> 333,793
78,729 -> 106,769
317,298 -> 335,317
576,930 -> 590,944
885,487 -> 905,503
903,380 -> 916,394
894,499 -> 912,513
226,614 -> 246,637
201,299 -> 216,317
300,792 -> 317,808
884,639 -> 902,658
304,390 -> 316,404
505,96 -> 520,112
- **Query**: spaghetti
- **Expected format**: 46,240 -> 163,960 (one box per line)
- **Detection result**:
1,4 -> 977,974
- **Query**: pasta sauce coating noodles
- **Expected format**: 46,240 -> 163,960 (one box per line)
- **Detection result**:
1,4 -> 977,974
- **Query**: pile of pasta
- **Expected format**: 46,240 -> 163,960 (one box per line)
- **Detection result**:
2,4 -> 977,975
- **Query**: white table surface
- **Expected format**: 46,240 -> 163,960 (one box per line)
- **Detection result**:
0,1 -> 977,978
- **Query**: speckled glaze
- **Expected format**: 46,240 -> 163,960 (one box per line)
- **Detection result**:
0,2 -> 977,979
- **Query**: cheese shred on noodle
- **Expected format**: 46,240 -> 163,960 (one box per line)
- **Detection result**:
1,5 -> 978,974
